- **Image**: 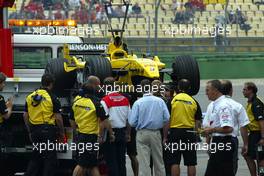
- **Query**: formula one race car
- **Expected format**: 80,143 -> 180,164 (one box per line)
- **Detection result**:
45,0 -> 200,97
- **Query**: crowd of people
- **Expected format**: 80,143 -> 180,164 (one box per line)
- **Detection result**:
8,0 -> 144,24
172,0 -> 205,24
1,69 -> 264,176
227,8 -> 252,33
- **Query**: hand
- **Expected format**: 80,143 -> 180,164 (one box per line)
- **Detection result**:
98,136 -> 104,144
109,134 -> 115,143
241,145 -> 248,156
163,138 -> 168,145
202,128 -> 215,136
6,96 -> 14,109
258,139 -> 264,146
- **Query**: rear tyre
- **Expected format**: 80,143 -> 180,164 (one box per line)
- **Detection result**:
45,58 -> 77,97
171,55 -> 200,95
83,56 -> 112,83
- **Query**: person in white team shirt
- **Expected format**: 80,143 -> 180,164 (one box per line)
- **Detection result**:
100,77 -> 131,176
220,80 -> 249,175
203,80 -> 235,176
203,80 -> 249,175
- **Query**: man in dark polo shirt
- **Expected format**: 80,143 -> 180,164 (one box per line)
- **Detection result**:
243,82 -> 264,176
164,79 -> 202,176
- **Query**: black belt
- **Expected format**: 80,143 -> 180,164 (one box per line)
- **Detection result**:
212,135 -> 232,140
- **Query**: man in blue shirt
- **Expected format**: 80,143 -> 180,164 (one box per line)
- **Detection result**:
129,79 -> 170,176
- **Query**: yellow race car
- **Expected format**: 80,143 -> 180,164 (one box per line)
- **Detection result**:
45,1 -> 200,97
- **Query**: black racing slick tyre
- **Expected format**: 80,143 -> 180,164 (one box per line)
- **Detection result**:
171,55 -> 200,95
45,58 -> 77,97
84,56 -> 112,83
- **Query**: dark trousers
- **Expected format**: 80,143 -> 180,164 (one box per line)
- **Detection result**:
205,136 -> 235,176
102,128 -> 127,176
232,137 -> 239,175
25,125 -> 58,176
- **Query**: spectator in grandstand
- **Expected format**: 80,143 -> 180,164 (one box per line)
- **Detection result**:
95,3 -> 106,23
236,8 -> 252,33
122,4 -> 133,17
183,3 -> 194,23
171,0 -> 181,15
114,5 -> 125,18
132,2 -> 143,17
172,4 -> 185,24
9,11 -> 19,19
43,0 -> 53,10
69,0 -> 81,10
213,15 -> 225,46
227,10 -> 237,25
71,7 -> 80,22
54,9 -> 65,20
189,0 -> 205,11
35,7 -> 46,19
24,0 -> 37,19
52,0 -> 64,10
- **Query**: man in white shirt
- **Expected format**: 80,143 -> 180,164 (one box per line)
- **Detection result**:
220,80 -> 249,175
203,80 -> 235,176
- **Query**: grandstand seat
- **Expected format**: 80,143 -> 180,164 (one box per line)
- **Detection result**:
206,4 -> 215,11
210,11 -> 219,17
128,18 -> 137,24
236,0 -> 243,4
250,4 -> 258,11
241,4 -> 250,11
258,12 -> 264,18
259,5 -> 264,11
199,17 -> 208,23
144,4 -> 154,11
209,0 -> 218,4
127,23 -> 136,30
238,30 -> 246,37
256,29 -> 263,37
246,11 -> 255,17
129,30 -> 139,37
247,30 -> 256,37
218,0 -> 226,4
250,16 -> 261,22
137,18 -> 146,23
229,30 -> 238,37
201,11 -> 210,17
203,0 -> 209,5
244,0 -> 252,3
111,18 -> 120,24
207,17 -> 215,24
251,22 -> 258,28
232,4 -> 240,10
215,4 -> 223,11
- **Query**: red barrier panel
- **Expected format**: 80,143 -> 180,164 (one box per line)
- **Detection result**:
0,29 -> 13,77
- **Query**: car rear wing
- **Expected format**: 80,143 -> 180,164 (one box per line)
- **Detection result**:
68,43 -> 109,56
